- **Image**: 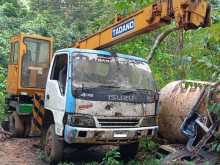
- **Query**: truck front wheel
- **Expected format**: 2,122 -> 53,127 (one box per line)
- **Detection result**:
44,124 -> 63,164
119,142 -> 139,160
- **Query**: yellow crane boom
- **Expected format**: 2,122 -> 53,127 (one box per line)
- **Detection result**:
73,0 -> 210,50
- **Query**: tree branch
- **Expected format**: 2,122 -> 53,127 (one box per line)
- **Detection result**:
146,27 -> 182,63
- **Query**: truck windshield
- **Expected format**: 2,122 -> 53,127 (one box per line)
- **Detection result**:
21,38 -> 50,88
72,53 -> 155,91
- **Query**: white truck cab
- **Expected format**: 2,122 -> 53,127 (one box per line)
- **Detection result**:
44,48 -> 159,163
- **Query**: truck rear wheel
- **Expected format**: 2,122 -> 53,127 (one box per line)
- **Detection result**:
20,115 -> 31,137
119,142 -> 139,160
9,111 -> 24,137
44,124 -> 63,164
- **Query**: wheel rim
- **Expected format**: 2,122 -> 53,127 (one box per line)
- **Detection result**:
45,130 -> 53,156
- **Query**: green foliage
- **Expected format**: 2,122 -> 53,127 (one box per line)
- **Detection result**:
58,162 -> 75,165
127,158 -> 160,165
0,66 -> 6,121
208,101 -> 220,117
101,149 -> 121,165
0,0 -> 220,89
0,0 -> 219,164
114,0 -> 153,15
84,162 -> 99,165
206,84 -> 220,154
139,138 -> 159,152
140,158 -> 161,165
36,149 -> 50,163
210,142 -> 220,152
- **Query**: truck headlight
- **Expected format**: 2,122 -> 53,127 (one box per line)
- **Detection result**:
67,114 -> 96,128
140,116 -> 157,127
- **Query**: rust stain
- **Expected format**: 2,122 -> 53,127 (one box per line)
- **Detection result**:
158,80 -> 213,143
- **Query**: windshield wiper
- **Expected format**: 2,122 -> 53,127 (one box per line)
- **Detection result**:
122,90 -> 136,95
97,85 -> 121,89
135,88 -> 154,92
122,88 -> 154,95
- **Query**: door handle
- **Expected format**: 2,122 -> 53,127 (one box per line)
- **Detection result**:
46,94 -> 50,100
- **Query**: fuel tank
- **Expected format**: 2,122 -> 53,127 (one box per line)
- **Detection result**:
158,80 -> 214,143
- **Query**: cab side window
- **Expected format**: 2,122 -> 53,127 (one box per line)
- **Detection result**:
50,54 -> 68,95
10,42 -> 19,64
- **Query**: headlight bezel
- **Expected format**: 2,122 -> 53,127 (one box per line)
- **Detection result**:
67,113 -> 96,128
140,116 -> 157,127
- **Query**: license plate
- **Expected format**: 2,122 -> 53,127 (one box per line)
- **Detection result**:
113,131 -> 127,138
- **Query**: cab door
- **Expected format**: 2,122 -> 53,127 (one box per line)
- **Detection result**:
44,53 -> 68,136
7,38 -> 20,94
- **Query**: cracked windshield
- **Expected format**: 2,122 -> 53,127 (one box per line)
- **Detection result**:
72,53 -> 155,91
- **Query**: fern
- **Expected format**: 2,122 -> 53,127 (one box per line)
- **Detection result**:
101,149 -> 121,165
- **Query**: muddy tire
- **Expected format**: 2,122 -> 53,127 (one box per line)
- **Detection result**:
20,115 -> 31,137
44,124 -> 63,164
40,127 -> 47,149
1,120 -> 9,131
119,142 -> 138,160
9,111 -> 24,137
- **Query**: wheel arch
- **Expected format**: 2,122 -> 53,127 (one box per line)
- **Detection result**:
44,109 -> 65,136
43,109 -> 55,129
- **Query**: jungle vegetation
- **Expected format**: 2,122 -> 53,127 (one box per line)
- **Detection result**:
0,0 -> 220,164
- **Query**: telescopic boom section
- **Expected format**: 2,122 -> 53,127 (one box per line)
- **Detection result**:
73,0 -> 210,50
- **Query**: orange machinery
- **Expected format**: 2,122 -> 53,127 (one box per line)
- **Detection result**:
7,33 -> 53,96
74,0 -> 210,49
5,0 -> 211,137
7,0 -> 210,97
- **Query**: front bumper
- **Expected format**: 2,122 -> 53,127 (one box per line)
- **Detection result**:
64,125 -> 158,144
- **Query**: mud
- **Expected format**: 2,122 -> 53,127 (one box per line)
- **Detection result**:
0,127 -> 110,165
0,127 -> 12,142
0,136 -> 46,165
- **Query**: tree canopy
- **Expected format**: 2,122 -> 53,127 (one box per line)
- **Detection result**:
0,0 -> 220,112
0,1 -> 220,163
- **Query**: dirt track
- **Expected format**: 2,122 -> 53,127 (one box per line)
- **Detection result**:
0,137 -> 46,165
0,133 -> 107,165
0,138 -> 105,165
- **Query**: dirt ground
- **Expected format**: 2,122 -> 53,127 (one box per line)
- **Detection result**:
0,136 -> 47,165
0,137 -> 107,165
0,127 -> 108,165
1,132 -> 219,165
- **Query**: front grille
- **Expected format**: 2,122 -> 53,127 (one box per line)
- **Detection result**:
140,116 -> 157,127
97,118 -> 140,128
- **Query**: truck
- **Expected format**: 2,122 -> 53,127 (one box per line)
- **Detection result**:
3,0 -> 211,163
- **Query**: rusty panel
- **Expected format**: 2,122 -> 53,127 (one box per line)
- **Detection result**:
75,99 -> 156,117
6,35 -> 21,95
158,81 -> 212,143
73,0 -> 210,49
73,3 -> 168,49
85,35 -> 100,49
79,41 -> 87,49
7,33 -> 52,96
6,65 -> 19,94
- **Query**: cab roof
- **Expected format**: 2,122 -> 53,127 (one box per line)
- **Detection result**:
55,48 -> 148,63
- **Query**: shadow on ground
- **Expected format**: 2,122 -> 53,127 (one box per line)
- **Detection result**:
62,145 -> 115,164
